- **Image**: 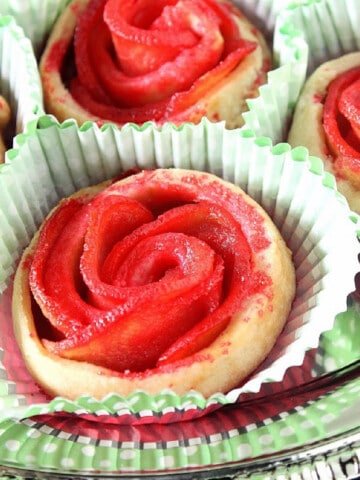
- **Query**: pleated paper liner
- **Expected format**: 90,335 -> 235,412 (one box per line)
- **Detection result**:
232,0 -> 310,144
243,0 -> 360,142
231,0 -> 293,39
278,0 -> 360,74
0,117 -> 358,425
315,295 -> 360,375
0,0 -> 308,145
0,0 -> 71,58
0,15 -> 43,144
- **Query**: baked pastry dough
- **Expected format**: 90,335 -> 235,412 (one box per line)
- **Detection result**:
13,168 -> 295,400
0,94 -> 10,163
288,52 -> 360,213
39,0 -> 270,129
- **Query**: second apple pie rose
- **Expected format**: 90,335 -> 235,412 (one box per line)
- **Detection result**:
39,0 -> 270,128
288,52 -> 360,214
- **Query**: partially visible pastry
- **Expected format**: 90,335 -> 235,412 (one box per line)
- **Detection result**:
12,168 -> 295,400
288,52 -> 360,213
39,0 -> 271,128
0,94 -> 11,162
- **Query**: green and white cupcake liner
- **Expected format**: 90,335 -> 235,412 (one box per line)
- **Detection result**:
0,117 -> 358,424
0,362 -> 359,476
315,297 -> 360,376
0,16 -> 43,142
278,0 -> 360,74
232,0 -> 294,38
0,0 -> 71,58
238,1 -> 310,143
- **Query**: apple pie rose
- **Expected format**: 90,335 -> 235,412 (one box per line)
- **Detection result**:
13,169 -> 295,400
39,0 -> 270,128
288,52 -> 360,214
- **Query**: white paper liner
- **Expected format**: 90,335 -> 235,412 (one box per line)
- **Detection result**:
0,1 -> 71,57
278,0 -> 360,74
234,0 -> 310,143
0,117 -> 358,423
0,15 -> 44,140
231,0 -> 293,39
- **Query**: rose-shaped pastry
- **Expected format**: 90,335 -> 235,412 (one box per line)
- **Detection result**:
13,169 -> 295,400
39,0 -> 270,129
288,52 -> 360,214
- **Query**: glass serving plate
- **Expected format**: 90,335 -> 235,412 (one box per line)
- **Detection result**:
0,365 -> 359,479
0,296 -> 359,480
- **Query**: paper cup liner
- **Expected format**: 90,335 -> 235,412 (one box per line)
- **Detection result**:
231,0 -> 310,143
231,0 -> 293,39
278,0 -> 360,74
241,8 -> 308,143
0,116 -> 358,425
0,0 -> 71,58
0,15 -> 44,142
314,296 -> 360,375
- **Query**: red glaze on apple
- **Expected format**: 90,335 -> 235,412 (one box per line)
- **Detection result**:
13,169 -> 295,399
